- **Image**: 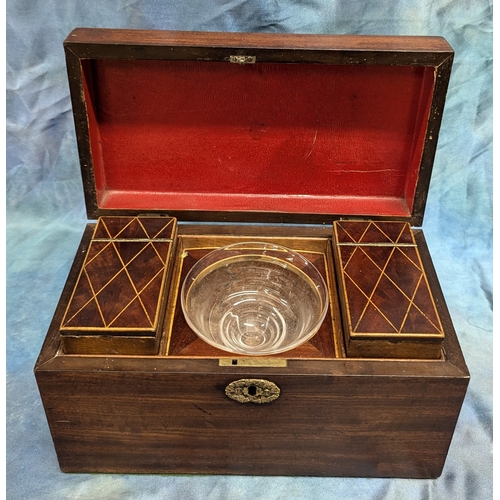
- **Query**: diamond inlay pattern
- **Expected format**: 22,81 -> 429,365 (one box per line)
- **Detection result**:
336,220 -> 414,245
334,221 -> 443,338
61,217 -> 175,333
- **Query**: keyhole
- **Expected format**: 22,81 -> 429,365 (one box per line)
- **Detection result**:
247,385 -> 257,396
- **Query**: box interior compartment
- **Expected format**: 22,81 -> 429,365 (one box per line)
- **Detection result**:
162,234 -> 343,359
59,219 -> 446,360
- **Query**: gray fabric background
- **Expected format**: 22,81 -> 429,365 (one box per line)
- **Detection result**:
6,1 -> 492,499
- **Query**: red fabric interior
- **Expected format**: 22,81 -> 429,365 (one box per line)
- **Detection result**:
82,59 -> 435,217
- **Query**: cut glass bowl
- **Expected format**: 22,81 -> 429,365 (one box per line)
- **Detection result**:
181,242 -> 329,356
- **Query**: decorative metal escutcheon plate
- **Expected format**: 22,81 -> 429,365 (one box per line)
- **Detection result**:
225,379 -> 280,404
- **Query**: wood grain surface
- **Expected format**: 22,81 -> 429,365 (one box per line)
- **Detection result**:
333,221 -> 445,359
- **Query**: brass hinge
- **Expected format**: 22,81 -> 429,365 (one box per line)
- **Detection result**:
229,55 -> 257,65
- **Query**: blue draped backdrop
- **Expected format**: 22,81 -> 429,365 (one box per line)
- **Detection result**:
6,1 -> 492,498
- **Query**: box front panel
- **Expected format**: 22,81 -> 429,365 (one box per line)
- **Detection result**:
36,368 -> 467,477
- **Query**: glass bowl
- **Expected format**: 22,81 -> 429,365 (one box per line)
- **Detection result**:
181,242 -> 329,356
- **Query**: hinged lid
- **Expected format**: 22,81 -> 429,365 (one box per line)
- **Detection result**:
64,29 -> 453,226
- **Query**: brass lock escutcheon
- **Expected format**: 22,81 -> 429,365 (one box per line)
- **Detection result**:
225,378 -> 280,404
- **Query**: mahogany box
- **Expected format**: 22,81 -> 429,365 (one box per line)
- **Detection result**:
35,28 -> 469,478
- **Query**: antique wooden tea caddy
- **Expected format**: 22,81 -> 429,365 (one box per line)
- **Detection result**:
35,29 -> 469,478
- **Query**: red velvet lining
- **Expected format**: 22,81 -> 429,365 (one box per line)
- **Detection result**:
82,59 -> 435,216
